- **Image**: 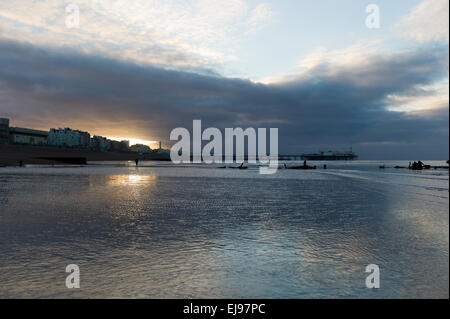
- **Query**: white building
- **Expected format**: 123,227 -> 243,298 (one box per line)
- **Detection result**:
48,128 -> 90,148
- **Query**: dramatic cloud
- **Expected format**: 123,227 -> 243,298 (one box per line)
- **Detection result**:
385,81 -> 449,113
0,39 -> 448,159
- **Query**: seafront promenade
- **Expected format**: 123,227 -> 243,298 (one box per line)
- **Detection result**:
0,144 -> 170,166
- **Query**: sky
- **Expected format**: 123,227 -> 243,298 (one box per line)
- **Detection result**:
0,0 -> 448,158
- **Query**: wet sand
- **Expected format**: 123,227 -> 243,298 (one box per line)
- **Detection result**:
0,161 -> 448,298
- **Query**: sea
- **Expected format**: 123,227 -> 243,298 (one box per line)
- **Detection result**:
0,160 -> 448,298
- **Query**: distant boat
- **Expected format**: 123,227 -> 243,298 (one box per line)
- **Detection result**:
301,148 -> 358,161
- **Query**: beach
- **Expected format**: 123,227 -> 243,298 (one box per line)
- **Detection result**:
0,160 -> 448,298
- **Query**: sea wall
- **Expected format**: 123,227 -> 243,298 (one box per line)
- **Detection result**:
0,144 -> 170,166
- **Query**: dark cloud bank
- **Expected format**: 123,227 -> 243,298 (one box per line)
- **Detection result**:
0,39 -> 448,159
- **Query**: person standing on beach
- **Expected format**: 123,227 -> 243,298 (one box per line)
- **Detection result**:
135,159 -> 139,166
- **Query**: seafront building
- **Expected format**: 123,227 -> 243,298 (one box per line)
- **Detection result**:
0,117 -> 161,154
90,135 -> 111,152
110,140 -> 130,152
48,128 -> 91,148
9,127 -> 49,145
129,143 -> 152,154
1,118 -> 48,145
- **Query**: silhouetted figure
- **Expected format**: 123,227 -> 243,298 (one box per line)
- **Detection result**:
284,163 -> 287,169
323,164 -> 327,169
135,159 -> 139,166
303,160 -> 307,167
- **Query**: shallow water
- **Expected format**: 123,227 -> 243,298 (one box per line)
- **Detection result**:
0,160 -> 448,298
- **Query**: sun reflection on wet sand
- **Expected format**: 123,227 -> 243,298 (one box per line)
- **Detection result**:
105,173 -> 158,186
